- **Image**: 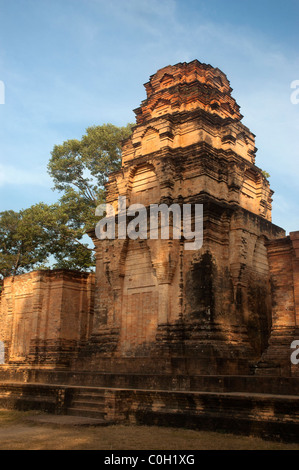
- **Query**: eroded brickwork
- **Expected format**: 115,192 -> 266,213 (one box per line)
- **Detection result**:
256,231 -> 299,375
83,60 -> 285,373
0,270 -> 95,367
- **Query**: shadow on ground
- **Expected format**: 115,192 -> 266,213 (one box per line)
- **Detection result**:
0,409 -> 299,450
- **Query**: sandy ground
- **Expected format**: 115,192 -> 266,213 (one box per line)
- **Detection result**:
0,409 -> 299,450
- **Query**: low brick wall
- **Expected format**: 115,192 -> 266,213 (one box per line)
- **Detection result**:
0,270 -> 95,366
0,383 -> 67,414
110,388 -> 299,441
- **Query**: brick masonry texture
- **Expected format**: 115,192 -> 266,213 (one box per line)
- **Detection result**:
0,270 -> 95,367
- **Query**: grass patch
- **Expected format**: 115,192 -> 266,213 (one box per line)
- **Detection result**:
0,409 -> 299,450
0,409 -> 37,426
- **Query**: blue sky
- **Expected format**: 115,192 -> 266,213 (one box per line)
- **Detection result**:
0,0 -> 298,234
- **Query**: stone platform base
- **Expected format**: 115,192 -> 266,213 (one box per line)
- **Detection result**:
1,367 -> 299,442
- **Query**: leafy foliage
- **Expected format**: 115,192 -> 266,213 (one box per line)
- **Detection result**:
261,170 -> 270,180
0,123 -> 133,278
0,204 -> 55,278
48,123 -> 133,206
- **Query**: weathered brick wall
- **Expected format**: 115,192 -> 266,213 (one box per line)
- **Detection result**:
256,231 -> 299,375
108,388 -> 299,441
0,270 -> 95,366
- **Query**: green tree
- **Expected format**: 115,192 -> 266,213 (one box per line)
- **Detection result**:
0,123 -> 133,278
48,123 -> 133,208
0,204 -> 54,278
46,122 -> 133,269
45,198 -> 95,271
0,202 -> 96,279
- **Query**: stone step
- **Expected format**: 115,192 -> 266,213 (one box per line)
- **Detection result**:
66,407 -> 106,419
66,388 -> 107,419
71,399 -> 106,410
70,392 -> 105,402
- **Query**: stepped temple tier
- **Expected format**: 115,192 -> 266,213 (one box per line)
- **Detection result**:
1,60 -> 299,440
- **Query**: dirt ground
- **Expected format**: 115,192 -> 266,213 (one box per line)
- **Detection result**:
0,409 -> 299,451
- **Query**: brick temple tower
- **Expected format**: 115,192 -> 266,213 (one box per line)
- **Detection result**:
83,60 -> 285,374
2,60 -> 299,438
